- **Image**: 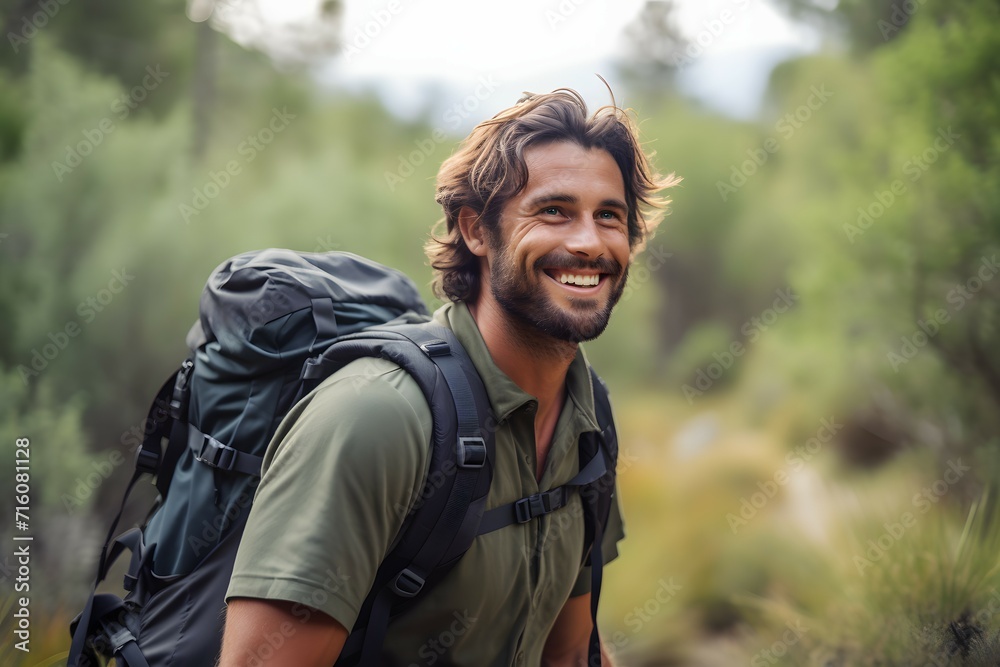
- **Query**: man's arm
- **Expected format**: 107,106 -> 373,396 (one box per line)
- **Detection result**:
541,593 -> 617,667
217,598 -> 348,667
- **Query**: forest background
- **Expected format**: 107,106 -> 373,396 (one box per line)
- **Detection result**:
1,0 -> 999,664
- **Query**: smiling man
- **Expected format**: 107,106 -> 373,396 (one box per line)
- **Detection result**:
220,88 -> 678,666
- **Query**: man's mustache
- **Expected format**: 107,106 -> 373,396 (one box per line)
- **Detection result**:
533,253 -> 624,277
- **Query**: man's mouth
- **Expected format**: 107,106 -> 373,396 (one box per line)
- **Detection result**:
543,270 -> 604,289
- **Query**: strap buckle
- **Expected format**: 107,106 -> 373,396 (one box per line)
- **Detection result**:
106,623 -> 138,654
391,568 -> 425,598
419,340 -> 451,357
514,489 -> 563,524
456,436 -> 486,468
134,446 -> 160,475
169,359 -> 195,420
195,435 -> 235,471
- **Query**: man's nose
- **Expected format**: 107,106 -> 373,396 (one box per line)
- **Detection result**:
564,216 -> 604,259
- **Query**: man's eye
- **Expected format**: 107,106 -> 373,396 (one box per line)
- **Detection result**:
542,207 -> 561,216
598,211 -> 621,221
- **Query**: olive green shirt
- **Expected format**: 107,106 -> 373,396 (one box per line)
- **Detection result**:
226,301 -> 624,666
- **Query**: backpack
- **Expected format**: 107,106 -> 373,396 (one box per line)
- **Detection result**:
68,248 -> 619,667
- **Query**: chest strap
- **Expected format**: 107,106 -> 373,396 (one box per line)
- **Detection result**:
475,445 -> 609,535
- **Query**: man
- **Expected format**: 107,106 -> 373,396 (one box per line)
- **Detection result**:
219,87 -> 677,666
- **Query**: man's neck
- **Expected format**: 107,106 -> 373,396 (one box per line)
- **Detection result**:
465,297 -> 575,415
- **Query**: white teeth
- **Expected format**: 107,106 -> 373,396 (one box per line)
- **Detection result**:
557,273 -> 599,286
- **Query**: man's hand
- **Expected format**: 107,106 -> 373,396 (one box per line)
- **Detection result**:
217,598 -> 348,667
541,593 -> 617,666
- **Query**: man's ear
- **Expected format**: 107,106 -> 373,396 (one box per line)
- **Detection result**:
457,206 -> 488,258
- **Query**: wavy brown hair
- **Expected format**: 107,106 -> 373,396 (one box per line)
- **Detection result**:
426,86 -> 680,303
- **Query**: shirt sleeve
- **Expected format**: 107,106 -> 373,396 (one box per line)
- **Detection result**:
569,481 -> 626,598
225,358 -> 433,631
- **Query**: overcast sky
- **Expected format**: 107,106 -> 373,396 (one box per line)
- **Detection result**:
241,0 -> 825,122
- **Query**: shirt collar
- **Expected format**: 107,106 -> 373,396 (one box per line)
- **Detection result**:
433,300 -> 600,432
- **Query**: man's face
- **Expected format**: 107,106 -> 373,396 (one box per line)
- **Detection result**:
483,140 -> 631,344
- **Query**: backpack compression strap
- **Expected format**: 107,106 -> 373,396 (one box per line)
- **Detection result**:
68,362 -> 189,667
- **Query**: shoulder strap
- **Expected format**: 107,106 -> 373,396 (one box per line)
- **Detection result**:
582,368 -> 618,663
313,322 -> 495,666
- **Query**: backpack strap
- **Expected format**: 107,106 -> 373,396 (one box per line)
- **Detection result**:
475,446 -> 609,534
70,593 -> 149,667
187,426 -> 265,477
68,358 -> 195,667
301,323 -> 619,665
308,322 -> 494,666
581,369 -> 618,663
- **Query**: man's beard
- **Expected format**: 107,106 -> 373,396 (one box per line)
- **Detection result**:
487,244 -> 628,344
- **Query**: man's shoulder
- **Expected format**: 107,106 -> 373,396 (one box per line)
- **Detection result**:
314,356 -> 429,405
260,356 -> 434,476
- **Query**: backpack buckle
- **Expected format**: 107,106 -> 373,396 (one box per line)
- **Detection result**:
195,435 -> 234,470
514,489 -> 563,523
456,436 -> 486,468
169,359 -> 194,420
419,340 -> 451,357
134,446 -> 160,475
391,568 -> 425,598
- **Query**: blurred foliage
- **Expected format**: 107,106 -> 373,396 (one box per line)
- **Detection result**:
0,0 -> 999,664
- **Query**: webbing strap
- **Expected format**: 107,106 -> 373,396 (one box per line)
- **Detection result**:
357,583 -> 397,665
353,325 -> 489,664
476,448 -> 608,535
69,591 -> 150,667
154,358 -> 195,497
413,334 -> 485,465
310,297 -> 337,352
585,368 -> 614,663
189,425 -> 265,477
68,465 -> 145,666
587,500 -> 604,663
110,627 -> 150,667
